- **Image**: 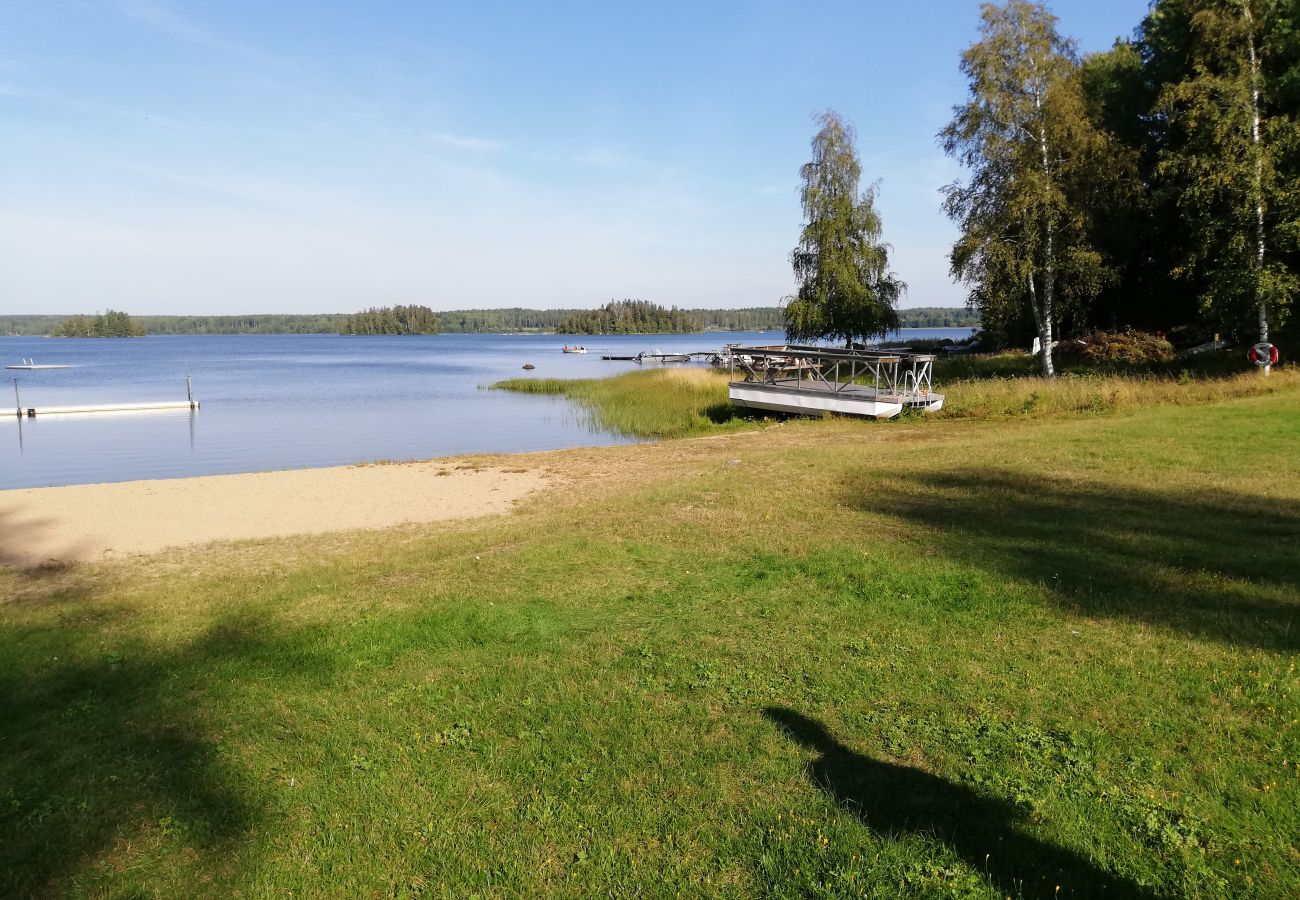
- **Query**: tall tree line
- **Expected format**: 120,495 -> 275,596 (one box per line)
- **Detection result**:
558,300 -> 698,334
942,0 -> 1299,374
50,310 -> 145,337
337,305 -> 442,335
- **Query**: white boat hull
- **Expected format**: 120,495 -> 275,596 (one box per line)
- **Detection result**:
729,382 -> 904,419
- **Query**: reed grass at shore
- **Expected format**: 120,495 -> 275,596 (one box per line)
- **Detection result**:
498,360 -> 1299,437
934,366 -> 1300,419
495,368 -> 753,438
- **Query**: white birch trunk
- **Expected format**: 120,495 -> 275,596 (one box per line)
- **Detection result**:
1035,98 -> 1056,378
1245,2 -> 1269,371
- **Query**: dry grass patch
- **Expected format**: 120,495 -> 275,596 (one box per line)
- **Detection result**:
935,367 -> 1300,419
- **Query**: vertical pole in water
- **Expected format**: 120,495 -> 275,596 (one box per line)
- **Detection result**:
12,378 -> 19,418
185,367 -> 194,408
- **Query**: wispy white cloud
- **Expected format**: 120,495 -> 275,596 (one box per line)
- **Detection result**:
429,132 -> 506,152
113,0 -> 306,85
0,80 -> 199,130
572,147 -> 631,170
116,0 -> 215,44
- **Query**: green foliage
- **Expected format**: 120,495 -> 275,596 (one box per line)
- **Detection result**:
137,314 -> 349,334
686,307 -> 785,331
557,300 -> 698,335
1146,0 -> 1300,339
941,1 -> 1125,376
784,111 -> 902,346
1075,40 -> 1164,334
49,310 -> 145,337
894,306 -> 981,328
0,316 -> 67,336
437,308 -> 588,333
337,305 -> 441,335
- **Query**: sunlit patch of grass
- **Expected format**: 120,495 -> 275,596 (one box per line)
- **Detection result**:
933,367 -> 1300,419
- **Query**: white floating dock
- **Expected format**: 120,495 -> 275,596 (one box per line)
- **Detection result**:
14,401 -> 198,417
730,381 -> 906,419
6,364 -> 73,370
725,345 -> 945,420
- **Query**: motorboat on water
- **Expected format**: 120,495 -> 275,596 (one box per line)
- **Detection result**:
561,345 -> 588,354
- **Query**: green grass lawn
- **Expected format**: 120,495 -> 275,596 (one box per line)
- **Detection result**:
2,384 -> 1298,897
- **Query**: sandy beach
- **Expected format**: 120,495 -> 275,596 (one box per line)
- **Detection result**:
0,461 -> 547,568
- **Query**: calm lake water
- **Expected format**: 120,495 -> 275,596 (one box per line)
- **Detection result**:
1,329 -> 973,489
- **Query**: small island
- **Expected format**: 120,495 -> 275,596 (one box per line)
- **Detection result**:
50,310 -> 145,337
337,304 -> 442,335
558,299 -> 698,335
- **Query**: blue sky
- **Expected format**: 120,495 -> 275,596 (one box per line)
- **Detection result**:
0,0 -> 1151,315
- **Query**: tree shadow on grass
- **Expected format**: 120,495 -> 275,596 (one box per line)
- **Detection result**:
0,507 -> 98,571
765,707 -> 1157,899
849,468 -> 1299,651
0,613 -> 338,895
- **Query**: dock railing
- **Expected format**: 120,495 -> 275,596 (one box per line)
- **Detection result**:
726,345 -> 937,406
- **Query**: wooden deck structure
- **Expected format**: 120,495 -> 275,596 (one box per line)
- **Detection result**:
725,345 -> 943,419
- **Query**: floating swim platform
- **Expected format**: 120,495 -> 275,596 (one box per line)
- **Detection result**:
13,400 -> 198,417
7,359 -> 73,370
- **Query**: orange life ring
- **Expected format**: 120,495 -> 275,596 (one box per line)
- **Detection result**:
1249,343 -> 1279,366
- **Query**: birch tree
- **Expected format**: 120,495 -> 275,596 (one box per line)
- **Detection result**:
1147,0 -> 1299,360
784,112 -> 903,346
940,1 -> 1112,376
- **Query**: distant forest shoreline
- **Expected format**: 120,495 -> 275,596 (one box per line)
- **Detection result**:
0,306 -> 978,337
